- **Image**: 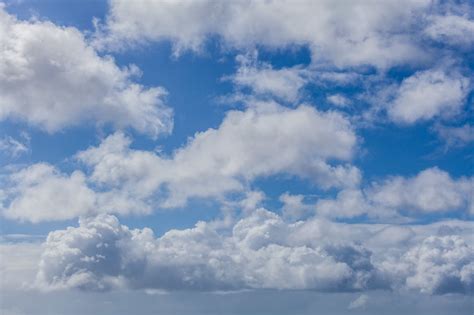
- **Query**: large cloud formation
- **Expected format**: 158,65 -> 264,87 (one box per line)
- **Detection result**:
1,103 -> 359,221
313,167 -> 474,220
77,103 -> 360,208
35,211 -> 474,295
0,6 -> 172,137
99,0 -> 432,69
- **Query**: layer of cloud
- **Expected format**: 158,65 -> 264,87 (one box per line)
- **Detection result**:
99,0 -> 431,69
0,6 -> 172,137
77,103 -> 360,208
425,14 -> 474,47
0,163 -> 151,223
313,167 -> 473,220
383,235 -> 474,294
34,211 -> 473,295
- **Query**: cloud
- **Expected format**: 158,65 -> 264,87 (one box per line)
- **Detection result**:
425,14 -> 474,47
0,242 -> 43,291
0,6 -> 172,137
33,211 -> 473,295
368,168 -> 473,215
225,52 -> 308,103
0,163 -> 152,222
0,135 -> 29,158
327,94 -> 351,107
279,192 -> 313,220
387,69 -> 470,124
35,210 -> 383,292
313,167 -> 473,219
348,294 -> 369,310
78,103 -> 360,208
1,103 -> 359,222
433,124 -> 474,148
99,0 -> 430,69
385,235 -> 474,294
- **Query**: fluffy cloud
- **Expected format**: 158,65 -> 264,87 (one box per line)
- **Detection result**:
385,235 -> 474,294
78,103 -> 360,208
368,168 -> 473,214
35,210 -> 383,292
313,167 -> 473,220
0,6 -> 172,137
1,164 -> 96,222
327,94 -> 351,107
100,0 -> 430,69
34,211 -> 474,295
387,69 -> 470,124
0,163 -> 152,222
1,103 -> 359,222
226,52 -> 308,103
425,14 -> 474,46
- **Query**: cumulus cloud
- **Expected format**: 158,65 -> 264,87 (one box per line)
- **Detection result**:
387,69 -> 470,124
35,210 -> 383,292
384,235 -> 474,294
99,0 -> 430,69
1,103 -> 359,222
78,103 -> 360,208
0,6 -> 172,137
0,163 -> 152,222
34,211 -> 474,295
313,167 -> 473,219
225,52 -> 308,103
279,192 -> 313,220
327,94 -> 351,108
425,14 -> 474,46
368,168 -> 473,215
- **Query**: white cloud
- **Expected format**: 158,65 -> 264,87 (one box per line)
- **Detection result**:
434,124 -> 474,148
1,103 -> 359,222
35,210 -> 383,292
99,0 -> 430,69
384,235 -> 474,294
327,94 -> 351,107
226,52 -> 308,103
312,167 -> 473,219
388,69 -> 470,124
279,192 -> 312,220
348,294 -> 369,310
0,163 -> 152,222
425,14 -> 474,46
33,211 -> 474,295
78,103 -> 360,208
0,135 -> 29,158
0,242 -> 43,291
368,168 -> 473,214
0,6 -> 172,137
1,163 -> 96,222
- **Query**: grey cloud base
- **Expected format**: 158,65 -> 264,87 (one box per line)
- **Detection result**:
36,211 -> 474,295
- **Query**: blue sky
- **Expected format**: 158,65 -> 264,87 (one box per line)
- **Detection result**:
0,1 -> 473,314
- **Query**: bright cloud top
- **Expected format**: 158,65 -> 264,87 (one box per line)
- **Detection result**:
35,211 -> 474,295
100,0 -> 431,69
0,6 -> 172,137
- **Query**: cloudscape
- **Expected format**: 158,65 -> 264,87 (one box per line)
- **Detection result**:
0,1 -> 473,314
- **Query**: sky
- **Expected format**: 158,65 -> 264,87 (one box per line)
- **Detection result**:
0,0 -> 473,314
